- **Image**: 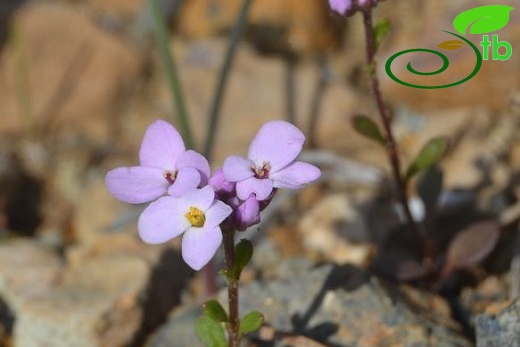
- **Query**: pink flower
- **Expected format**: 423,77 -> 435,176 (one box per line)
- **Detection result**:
328,0 -> 382,15
329,0 -> 353,15
138,186 -> 232,270
222,121 -> 321,201
105,120 -> 210,204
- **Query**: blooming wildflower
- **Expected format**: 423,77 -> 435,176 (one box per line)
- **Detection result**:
329,0 -> 382,16
222,120 -> 321,201
138,186 -> 232,270
105,120 -> 210,204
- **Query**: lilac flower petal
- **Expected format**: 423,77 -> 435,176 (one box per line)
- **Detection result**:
204,200 -> 233,228
105,166 -> 169,204
209,168 -> 236,198
182,226 -> 223,270
248,121 -> 305,171
182,186 -> 215,211
329,0 -> 352,14
223,156 -> 254,182
236,177 -> 273,201
236,195 -> 260,231
167,167 -> 201,197
176,150 -> 211,184
139,120 -> 185,168
138,196 -> 190,244
271,161 -> 321,189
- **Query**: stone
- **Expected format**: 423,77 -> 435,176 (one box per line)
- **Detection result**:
0,239 -> 61,310
0,2 -> 143,143
474,299 -> 520,347
298,193 -> 373,266
149,263 -> 472,347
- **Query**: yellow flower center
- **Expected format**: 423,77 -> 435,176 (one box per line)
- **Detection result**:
185,206 -> 206,227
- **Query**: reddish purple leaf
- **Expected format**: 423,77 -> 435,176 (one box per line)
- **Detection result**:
444,220 -> 500,273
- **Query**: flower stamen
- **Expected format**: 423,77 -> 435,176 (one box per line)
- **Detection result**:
185,206 -> 206,227
252,162 -> 270,179
163,170 -> 177,184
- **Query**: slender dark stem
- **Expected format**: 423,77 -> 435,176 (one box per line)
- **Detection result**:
203,0 -> 254,161
222,225 -> 240,347
285,56 -> 297,124
307,57 -> 329,148
361,10 -> 422,252
149,0 -> 194,148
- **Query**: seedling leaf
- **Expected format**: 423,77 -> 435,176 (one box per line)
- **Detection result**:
204,300 -> 229,323
352,115 -> 386,145
372,249 -> 430,281
229,239 -> 253,280
195,316 -> 227,347
239,311 -> 264,335
405,137 -> 449,181
444,220 -> 500,272
416,165 -> 443,219
453,5 -> 514,35
375,19 -> 391,50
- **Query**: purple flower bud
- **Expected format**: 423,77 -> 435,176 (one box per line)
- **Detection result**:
209,168 -> 236,200
235,195 -> 261,231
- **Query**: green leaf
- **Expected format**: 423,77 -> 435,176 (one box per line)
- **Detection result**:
405,137 -> 449,181
453,5 -> 514,35
416,165 -> 443,218
437,39 -> 464,50
374,19 -> 391,50
229,239 -> 253,280
352,115 -> 386,145
204,300 -> 229,323
239,311 -> 264,335
195,316 -> 227,347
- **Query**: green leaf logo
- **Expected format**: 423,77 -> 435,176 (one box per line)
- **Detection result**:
437,39 -> 464,50
453,5 -> 514,35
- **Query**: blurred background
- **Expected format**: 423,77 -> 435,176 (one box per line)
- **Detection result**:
1,0 -> 520,346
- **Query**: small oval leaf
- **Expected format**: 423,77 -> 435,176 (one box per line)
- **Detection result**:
195,316 -> 228,347
239,311 -> 264,335
453,5 -> 514,35
405,137 -> 449,181
352,115 -> 386,145
437,39 -> 464,50
230,239 -> 253,280
204,300 -> 229,323
375,19 -> 391,50
444,220 -> 500,272
372,249 -> 430,281
416,165 -> 444,218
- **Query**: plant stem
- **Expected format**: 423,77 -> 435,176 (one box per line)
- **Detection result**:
203,0 -> 254,162
361,9 -> 422,252
222,225 -> 240,347
149,0 -> 194,149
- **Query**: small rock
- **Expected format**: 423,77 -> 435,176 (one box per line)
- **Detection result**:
298,194 -> 373,266
150,264 -> 472,347
474,299 -> 520,347
0,239 -> 61,309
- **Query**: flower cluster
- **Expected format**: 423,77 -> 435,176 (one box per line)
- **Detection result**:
106,120 -> 320,270
329,0 -> 385,16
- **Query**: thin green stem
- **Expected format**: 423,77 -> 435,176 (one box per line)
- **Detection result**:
222,225 -> 240,347
361,9 -> 422,253
203,0 -> 254,161
149,0 -> 194,149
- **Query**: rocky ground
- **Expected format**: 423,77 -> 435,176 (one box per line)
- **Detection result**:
1,0 -> 520,346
